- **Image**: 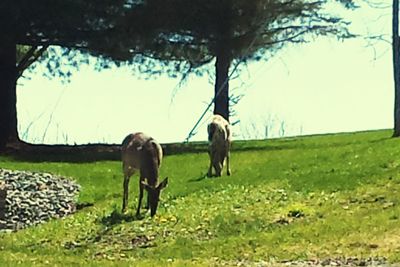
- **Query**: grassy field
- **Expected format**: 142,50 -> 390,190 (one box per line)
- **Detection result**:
0,130 -> 400,266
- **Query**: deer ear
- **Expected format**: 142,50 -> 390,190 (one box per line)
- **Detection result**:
158,177 -> 168,190
141,181 -> 151,191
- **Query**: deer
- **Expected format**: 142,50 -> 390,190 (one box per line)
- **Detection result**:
207,114 -> 232,177
121,132 -> 168,217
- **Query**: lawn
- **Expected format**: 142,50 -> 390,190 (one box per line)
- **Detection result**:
0,130 -> 399,266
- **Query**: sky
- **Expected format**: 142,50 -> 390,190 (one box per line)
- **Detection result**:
16,3 -> 393,145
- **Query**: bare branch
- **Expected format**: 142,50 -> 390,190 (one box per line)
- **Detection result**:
362,0 -> 391,9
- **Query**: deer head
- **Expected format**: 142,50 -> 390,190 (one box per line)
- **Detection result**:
142,177 -> 168,217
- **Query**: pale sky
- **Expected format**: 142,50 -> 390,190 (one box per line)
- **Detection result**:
16,3 -> 393,145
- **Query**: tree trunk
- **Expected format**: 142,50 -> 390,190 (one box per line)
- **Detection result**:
214,47 -> 231,122
0,41 -> 18,150
393,0 -> 400,137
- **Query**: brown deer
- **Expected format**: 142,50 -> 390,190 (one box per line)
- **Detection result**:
121,132 -> 168,217
207,114 -> 232,177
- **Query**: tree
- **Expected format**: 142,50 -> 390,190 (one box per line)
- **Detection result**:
0,0 -> 159,150
93,0 -> 358,122
1,44 -> 100,149
0,1 -> 85,149
0,38 -> 17,149
351,0 -> 400,137
1,45 -> 50,144
393,0 -> 400,136
17,45 -> 48,80
0,0 -> 358,149
361,0 -> 400,137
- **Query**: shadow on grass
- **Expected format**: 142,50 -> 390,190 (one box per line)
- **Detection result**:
187,174 -> 208,183
76,202 -> 94,210
368,137 -> 392,144
3,130 -> 392,163
100,209 -> 141,226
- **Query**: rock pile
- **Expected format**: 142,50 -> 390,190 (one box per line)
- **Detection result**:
0,168 -> 80,232
277,257 -> 388,266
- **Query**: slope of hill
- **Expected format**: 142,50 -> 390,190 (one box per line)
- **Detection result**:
0,130 -> 399,266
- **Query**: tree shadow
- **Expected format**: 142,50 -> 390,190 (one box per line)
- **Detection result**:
4,130 -> 392,163
368,137 -> 392,144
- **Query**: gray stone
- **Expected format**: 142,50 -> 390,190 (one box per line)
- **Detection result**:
0,168 -> 81,232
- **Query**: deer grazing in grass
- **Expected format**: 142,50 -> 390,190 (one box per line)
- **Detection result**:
207,114 -> 232,177
121,132 -> 168,217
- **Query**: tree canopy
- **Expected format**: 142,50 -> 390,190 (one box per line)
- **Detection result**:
89,0 -> 358,120
0,0 -> 358,149
0,0 -> 144,149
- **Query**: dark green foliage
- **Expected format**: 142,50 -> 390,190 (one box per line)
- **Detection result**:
3,0 -> 359,81
5,1 -> 129,81
92,0 -> 358,77
82,0 -> 359,121
1,1 -> 360,148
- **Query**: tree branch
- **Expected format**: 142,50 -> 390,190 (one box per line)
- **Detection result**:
17,45 -> 49,79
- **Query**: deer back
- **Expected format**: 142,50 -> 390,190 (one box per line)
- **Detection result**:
121,132 -> 162,180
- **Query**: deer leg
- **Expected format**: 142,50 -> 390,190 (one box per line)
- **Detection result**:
215,160 -> 222,177
216,165 -> 222,177
207,149 -> 213,177
145,192 -> 150,210
226,150 -> 231,176
136,177 -> 144,217
122,175 -> 130,213
215,152 -> 223,177
208,162 -> 213,177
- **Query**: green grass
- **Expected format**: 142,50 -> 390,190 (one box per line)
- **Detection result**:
1,129 -> 400,266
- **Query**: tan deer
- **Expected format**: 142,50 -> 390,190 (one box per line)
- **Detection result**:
121,132 -> 168,217
207,114 -> 232,177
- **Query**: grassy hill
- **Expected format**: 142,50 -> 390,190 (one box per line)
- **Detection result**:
0,130 -> 399,266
